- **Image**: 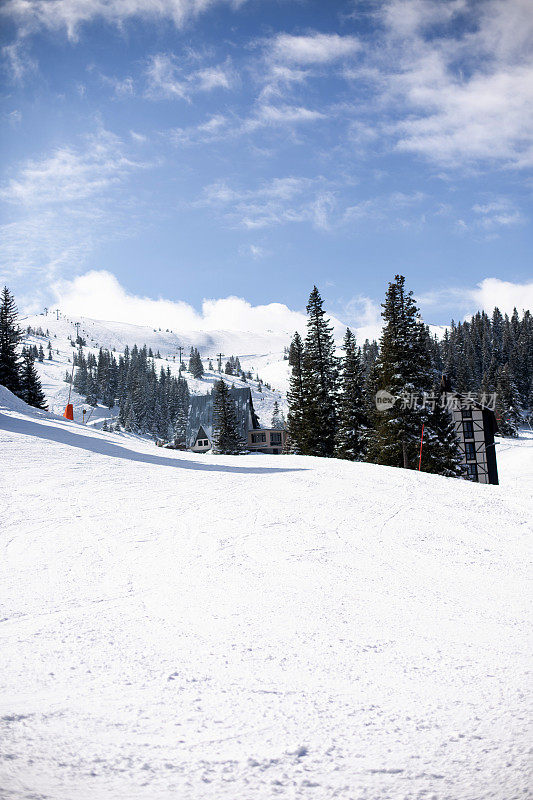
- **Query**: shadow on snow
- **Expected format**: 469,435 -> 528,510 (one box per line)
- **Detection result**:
0,413 -> 304,476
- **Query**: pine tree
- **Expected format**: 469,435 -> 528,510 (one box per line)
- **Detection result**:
19,350 -> 47,409
371,275 -> 430,469
85,372 -> 98,406
211,380 -> 244,454
301,286 -> 338,457
189,347 -> 204,379
271,400 -> 284,430
495,364 -> 521,436
173,396 -> 189,447
421,392 -> 463,477
334,328 -> 368,461
0,286 -> 22,394
286,331 -> 307,453
38,344 -> 45,362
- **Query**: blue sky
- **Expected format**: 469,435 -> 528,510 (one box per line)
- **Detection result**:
1,0 -> 532,334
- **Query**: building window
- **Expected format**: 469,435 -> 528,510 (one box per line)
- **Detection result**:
463,420 -> 474,439
270,432 -> 282,444
461,407 -> 472,419
251,432 -> 266,444
465,441 -> 476,461
197,439 -> 208,447
465,463 -> 478,481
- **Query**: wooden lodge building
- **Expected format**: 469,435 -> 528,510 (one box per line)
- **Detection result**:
187,387 -> 287,454
440,376 -> 499,485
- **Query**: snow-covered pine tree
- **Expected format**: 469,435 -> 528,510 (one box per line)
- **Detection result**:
302,286 -> 338,457
371,275 -> 430,469
38,344 -> 45,362
421,390 -> 463,477
0,286 -> 22,394
19,350 -> 47,409
495,364 -> 521,436
85,372 -> 98,407
362,358 -> 380,460
189,347 -> 204,379
173,395 -> 189,448
286,331 -> 307,453
271,400 -> 284,430
211,379 -> 244,454
334,328 -> 368,461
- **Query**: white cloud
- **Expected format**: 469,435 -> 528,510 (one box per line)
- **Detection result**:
145,53 -> 234,100
468,278 -> 533,317
269,33 -> 360,65
242,103 -> 326,132
167,102 -> 325,146
1,40 -> 37,83
2,0 -> 251,40
471,198 -> 525,229
49,270 -> 360,345
196,65 -> 232,91
145,53 -> 188,99
0,129 -> 146,206
339,295 -> 383,343
258,64 -> 309,101
130,130 -> 148,143
51,270 -> 310,336
6,109 -> 22,127
101,73 -> 135,97
0,129 -> 150,284
418,277 -> 533,319
239,243 -> 267,259
343,190 -> 427,227
377,0 -> 533,168
199,176 -> 336,230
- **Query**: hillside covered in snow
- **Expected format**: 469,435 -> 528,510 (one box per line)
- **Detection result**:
21,311 -> 290,429
1,386 -> 531,800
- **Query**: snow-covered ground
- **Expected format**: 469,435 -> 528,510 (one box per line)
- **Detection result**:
1,388 -> 531,800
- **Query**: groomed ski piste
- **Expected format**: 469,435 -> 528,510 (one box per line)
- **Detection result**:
1,386 -> 532,800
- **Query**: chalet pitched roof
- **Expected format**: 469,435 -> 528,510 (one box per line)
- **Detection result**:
195,425 -> 208,442
187,386 -> 260,447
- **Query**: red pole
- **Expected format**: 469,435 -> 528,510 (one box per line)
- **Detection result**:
418,424 -> 424,471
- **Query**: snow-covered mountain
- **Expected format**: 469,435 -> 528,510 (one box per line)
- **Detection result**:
21,311 -> 291,428
1,386 -> 531,799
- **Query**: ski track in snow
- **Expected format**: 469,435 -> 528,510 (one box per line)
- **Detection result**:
0,391 -> 532,800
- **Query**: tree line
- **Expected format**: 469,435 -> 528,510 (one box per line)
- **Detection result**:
286,277 -> 531,475
71,343 -> 190,442
0,287 -> 47,410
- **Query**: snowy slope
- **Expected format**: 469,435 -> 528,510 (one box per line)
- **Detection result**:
21,313 -> 287,427
22,312 -> 290,362
1,388 -> 531,800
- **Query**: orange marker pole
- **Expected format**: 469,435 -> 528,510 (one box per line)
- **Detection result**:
63,360 -> 75,420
